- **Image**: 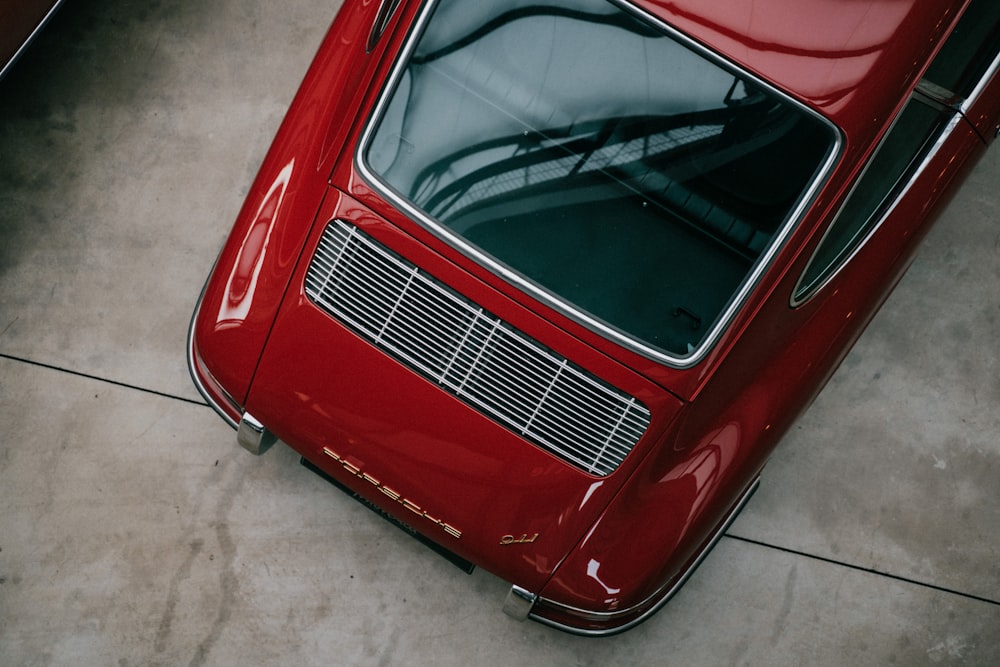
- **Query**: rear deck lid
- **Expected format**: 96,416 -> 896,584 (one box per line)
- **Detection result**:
243,188 -> 684,590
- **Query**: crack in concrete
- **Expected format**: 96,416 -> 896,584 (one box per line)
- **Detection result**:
154,538 -> 204,654
188,461 -> 244,667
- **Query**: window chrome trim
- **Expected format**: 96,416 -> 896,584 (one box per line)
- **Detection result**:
790,98 -> 959,306
791,43 -> 1000,307
367,0 -> 404,52
962,47 -> 1000,130
355,0 -> 842,369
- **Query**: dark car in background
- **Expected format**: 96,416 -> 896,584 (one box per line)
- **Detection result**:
0,1 -> 64,80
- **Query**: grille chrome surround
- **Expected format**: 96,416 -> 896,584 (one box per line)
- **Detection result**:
304,219 -> 651,476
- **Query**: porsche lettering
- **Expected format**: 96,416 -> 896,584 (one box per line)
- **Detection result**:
322,447 -> 462,539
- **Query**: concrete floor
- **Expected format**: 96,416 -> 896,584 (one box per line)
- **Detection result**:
1,1 -> 998,665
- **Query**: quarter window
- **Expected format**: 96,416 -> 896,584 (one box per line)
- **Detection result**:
794,0 -> 999,302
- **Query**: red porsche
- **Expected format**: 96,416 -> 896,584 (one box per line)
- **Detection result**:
189,0 -> 1000,634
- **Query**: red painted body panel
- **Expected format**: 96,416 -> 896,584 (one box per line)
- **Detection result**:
192,2 -> 398,415
189,0 -> 998,634
636,0 -> 961,133
245,187 -> 684,591
537,121 -> 990,629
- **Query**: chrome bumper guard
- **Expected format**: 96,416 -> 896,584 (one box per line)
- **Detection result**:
237,412 -> 277,456
502,585 -> 538,621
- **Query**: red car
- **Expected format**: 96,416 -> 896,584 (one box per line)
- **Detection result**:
0,1 -> 64,80
189,0 -> 1000,634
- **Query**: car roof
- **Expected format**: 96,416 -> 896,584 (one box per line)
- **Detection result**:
632,0 -> 965,146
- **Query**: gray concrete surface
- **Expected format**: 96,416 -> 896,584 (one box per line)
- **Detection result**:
1,1 -> 997,665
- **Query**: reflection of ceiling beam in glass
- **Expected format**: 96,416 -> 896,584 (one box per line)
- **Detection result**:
411,96 -> 807,264
360,0 -> 839,361
414,109 -> 732,221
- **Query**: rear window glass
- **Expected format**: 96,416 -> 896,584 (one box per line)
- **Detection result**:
360,0 -> 836,361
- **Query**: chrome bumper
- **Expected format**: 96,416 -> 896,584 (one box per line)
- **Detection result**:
236,412 -> 277,456
502,586 -> 538,621
505,475 -> 761,635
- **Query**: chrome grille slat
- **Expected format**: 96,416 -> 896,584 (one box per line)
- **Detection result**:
305,219 -> 652,476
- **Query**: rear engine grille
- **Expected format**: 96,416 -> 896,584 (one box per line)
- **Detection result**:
304,219 -> 651,476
